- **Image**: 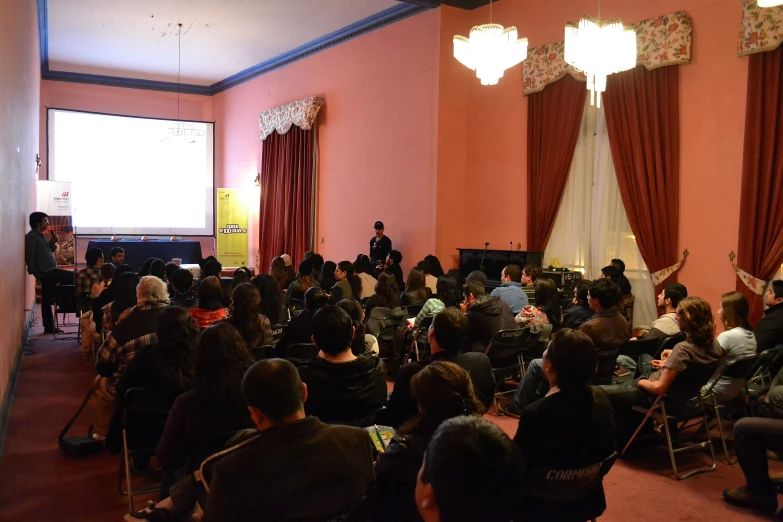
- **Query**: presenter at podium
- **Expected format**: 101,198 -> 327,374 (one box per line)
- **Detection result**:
25,212 -> 74,333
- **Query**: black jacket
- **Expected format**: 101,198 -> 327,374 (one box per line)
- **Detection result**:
615,274 -> 632,296
756,302 -> 783,354
275,309 -> 316,358
465,296 -> 519,351
383,351 -> 496,428
298,354 -> 387,422
373,432 -> 429,522
370,235 -> 392,264
386,263 -> 404,290
562,304 -> 595,330
202,417 -> 375,522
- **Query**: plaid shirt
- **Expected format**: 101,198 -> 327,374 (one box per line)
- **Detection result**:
76,266 -> 102,295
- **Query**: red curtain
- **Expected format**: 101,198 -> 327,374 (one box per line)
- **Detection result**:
736,45 -> 783,325
527,75 -> 587,251
258,125 -> 314,272
603,65 -> 680,293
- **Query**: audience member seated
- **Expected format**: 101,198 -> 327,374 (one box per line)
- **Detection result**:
465,270 -> 487,286
276,287 -> 328,357
329,260 -> 363,304
401,266 -> 432,307
91,262 -> 114,300
107,307 -> 198,454
490,264 -> 529,315
756,280 -> 783,353
702,291 -> 757,404
722,417 -> 783,513
411,276 -> 459,327
415,416 -> 524,522
100,270 -> 139,334
149,258 -> 167,281
610,258 -> 633,296
522,263 -> 543,305
374,361 -> 485,522
93,264 -> 133,333
169,268 -> 198,310
318,260 -> 337,291
138,257 -> 157,278
232,266 -> 252,287
201,359 -> 376,522
513,329 -> 616,521
188,276 -> 229,329
386,309 -> 496,427
355,255 -> 378,300
76,247 -> 104,309
297,306 -> 387,423
515,278 -> 562,340
281,253 -> 296,287
463,281 -> 519,352
418,257 -> 442,296
366,271 -> 401,320
165,262 -> 179,284
109,246 -> 125,268
269,256 -> 288,291
385,249 -> 405,289
337,298 -> 379,356
286,258 -> 316,306
223,283 -> 273,348
251,273 -> 288,324
599,297 -> 724,442
310,253 -> 324,281
562,279 -> 594,330
92,276 -> 170,440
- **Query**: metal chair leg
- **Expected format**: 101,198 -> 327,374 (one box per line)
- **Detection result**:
123,430 -> 134,513
712,401 -> 736,464
622,408 -> 655,456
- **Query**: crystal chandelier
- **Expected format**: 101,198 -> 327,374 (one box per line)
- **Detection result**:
758,0 -> 783,7
564,2 -> 636,107
453,0 -> 528,86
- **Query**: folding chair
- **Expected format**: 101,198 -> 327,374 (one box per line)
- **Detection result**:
654,332 -> 686,359
701,354 -> 759,464
250,344 -> 276,362
617,338 -> 659,361
118,388 -> 172,513
524,452 -> 618,522
748,345 -> 783,393
593,343 -> 625,386
621,362 -> 719,480
53,284 -> 81,342
270,323 -> 286,345
407,316 -> 433,364
286,343 -> 320,361
622,294 -> 635,326
485,328 -> 537,415
404,304 -> 424,318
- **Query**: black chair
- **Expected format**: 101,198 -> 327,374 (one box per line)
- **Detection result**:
405,304 -> 424,318
270,323 -> 286,345
701,354 -> 759,464
748,345 -> 783,395
250,344 -> 276,362
621,362 -> 719,480
654,332 -> 687,358
289,299 -> 305,316
53,284 -> 81,341
118,387 -> 171,512
286,343 -> 320,361
524,452 -> 618,522
617,338 -> 659,361
593,343 -> 625,386
407,316 -> 434,363
485,328 -> 537,415
322,406 -> 387,428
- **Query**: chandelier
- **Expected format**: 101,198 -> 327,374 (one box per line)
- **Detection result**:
453,0 -> 528,86
564,3 -> 636,107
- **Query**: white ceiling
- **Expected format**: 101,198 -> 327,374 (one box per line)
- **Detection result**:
47,0 -> 401,86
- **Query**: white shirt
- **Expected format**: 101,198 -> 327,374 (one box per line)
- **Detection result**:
357,272 -> 377,300
703,327 -> 756,403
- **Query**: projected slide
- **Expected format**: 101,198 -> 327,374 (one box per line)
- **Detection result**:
47,109 -> 215,236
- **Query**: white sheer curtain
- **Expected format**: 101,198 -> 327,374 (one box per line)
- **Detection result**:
545,94 -> 658,328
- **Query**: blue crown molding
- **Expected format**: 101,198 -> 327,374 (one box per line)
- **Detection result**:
37,1 -> 431,97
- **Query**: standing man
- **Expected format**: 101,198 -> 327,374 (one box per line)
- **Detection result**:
109,247 -> 125,267
25,212 -> 74,333
370,221 -> 392,270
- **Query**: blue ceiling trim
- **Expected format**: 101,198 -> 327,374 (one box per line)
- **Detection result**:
36,1 -> 432,97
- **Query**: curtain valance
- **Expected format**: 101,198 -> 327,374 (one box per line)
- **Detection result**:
259,96 -> 324,141
738,0 -> 783,57
523,11 -> 693,95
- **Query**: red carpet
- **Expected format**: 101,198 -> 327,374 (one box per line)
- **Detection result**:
0,318 -> 777,521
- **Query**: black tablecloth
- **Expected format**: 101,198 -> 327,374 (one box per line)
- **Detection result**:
87,240 -> 203,271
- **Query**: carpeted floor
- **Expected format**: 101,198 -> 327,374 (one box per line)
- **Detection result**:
0,317 -> 778,521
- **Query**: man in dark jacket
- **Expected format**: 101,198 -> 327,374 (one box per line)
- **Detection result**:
384,308 -> 496,427
202,359 -> 375,522
169,268 -> 198,310
463,281 -> 519,352
275,286 -> 328,358
757,281 -> 783,354
298,306 -> 387,423
562,279 -> 595,330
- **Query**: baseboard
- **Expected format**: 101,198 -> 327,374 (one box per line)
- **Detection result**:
0,301 -> 36,462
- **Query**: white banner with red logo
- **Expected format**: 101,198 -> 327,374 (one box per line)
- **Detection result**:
36,180 -> 74,266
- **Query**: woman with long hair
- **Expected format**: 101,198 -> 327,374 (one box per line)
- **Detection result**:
189,276 -> 229,329
329,261 -> 362,304
318,261 -> 337,290
702,291 -> 756,402
251,273 -> 288,324
365,272 -> 401,320
515,278 -> 563,330
224,283 -> 273,348
286,258 -> 317,307
400,267 -> 430,307
374,361 -> 483,521
410,276 -> 461,328
104,271 -> 140,331
269,256 -> 288,290
337,298 -> 379,356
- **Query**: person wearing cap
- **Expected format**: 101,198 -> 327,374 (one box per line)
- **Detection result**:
370,221 -> 392,268
281,254 -> 296,288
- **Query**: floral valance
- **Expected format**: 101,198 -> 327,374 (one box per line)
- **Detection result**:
738,0 -> 783,57
523,11 -> 693,95
259,96 -> 324,141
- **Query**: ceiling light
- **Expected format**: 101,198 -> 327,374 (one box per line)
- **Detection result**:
453,0 -> 528,85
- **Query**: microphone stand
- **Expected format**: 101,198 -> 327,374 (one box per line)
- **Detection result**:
479,242 -> 489,273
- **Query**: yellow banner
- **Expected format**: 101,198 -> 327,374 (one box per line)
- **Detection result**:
216,189 -> 249,267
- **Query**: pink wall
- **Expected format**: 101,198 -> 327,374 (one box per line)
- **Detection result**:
213,9 -> 442,271
0,0 -> 40,410
39,81 -> 216,260
440,0 -> 749,313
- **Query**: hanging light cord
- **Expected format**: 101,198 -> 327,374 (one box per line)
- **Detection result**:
177,23 -> 182,121
597,0 -> 601,21
489,0 -> 493,23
